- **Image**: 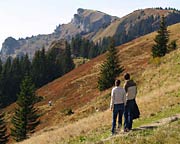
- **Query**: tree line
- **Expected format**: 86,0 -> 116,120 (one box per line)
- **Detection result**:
0,35 -> 112,108
0,41 -> 74,108
155,7 -> 180,12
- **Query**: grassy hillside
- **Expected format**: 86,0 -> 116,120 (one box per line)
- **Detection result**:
14,23 -> 180,144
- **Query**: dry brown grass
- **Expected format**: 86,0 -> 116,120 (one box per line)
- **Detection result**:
18,109 -> 112,144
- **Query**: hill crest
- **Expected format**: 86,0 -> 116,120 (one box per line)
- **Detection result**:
1,8 -> 180,61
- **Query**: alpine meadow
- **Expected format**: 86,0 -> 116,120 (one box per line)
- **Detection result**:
0,5 -> 180,144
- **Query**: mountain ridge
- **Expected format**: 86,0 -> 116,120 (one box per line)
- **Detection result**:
1,8 -> 180,61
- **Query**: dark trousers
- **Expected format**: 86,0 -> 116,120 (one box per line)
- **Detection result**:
124,99 -> 135,130
112,103 -> 124,133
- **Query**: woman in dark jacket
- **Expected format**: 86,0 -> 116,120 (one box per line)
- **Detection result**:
123,73 -> 140,132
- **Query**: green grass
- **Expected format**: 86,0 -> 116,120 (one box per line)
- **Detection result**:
65,125 -> 111,144
133,103 -> 180,128
58,103 -> 180,144
103,120 -> 180,144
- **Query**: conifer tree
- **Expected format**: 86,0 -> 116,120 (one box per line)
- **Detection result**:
11,76 -> 39,142
152,15 -> 169,58
20,54 -> 31,76
0,59 -> 2,74
61,42 -> 75,74
98,38 -> 124,91
46,47 -> 62,82
168,40 -> 177,52
10,57 -> 22,102
0,112 -> 8,144
0,57 -> 12,106
31,47 -> 47,87
88,43 -> 98,59
71,35 -> 82,57
0,59 -> 2,105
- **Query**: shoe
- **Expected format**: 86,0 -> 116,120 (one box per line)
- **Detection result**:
111,132 -> 116,136
124,128 -> 130,132
118,124 -> 122,129
117,124 -> 121,132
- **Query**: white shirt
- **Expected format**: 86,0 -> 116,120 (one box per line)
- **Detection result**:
110,86 -> 126,109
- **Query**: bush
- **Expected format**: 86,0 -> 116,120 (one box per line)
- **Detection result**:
63,108 -> 74,116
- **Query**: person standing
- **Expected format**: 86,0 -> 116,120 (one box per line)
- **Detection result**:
124,73 -> 139,132
110,79 -> 126,135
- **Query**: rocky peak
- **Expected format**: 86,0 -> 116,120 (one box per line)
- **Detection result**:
1,37 -> 20,56
77,8 -> 84,15
71,8 -> 117,33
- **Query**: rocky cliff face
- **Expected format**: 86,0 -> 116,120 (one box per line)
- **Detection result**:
1,37 -> 20,55
71,8 -> 116,33
0,8 -> 117,61
1,8 -> 180,61
54,8 -> 117,41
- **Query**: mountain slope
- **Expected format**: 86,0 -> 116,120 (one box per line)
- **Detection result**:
34,23 -> 180,130
1,8 -> 180,61
93,8 -> 180,42
16,23 -> 180,144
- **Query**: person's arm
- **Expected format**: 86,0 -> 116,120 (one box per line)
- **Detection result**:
135,85 -> 137,97
123,89 -> 127,106
124,82 -> 128,93
110,89 -> 115,110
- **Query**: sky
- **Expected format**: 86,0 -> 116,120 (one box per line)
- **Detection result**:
0,0 -> 179,49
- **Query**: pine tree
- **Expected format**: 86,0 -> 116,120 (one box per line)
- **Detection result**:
88,43 -> 98,59
61,42 -> 75,74
20,54 -> 31,76
0,57 -> 12,106
10,57 -> 22,102
46,47 -> 62,82
98,38 -> 124,91
0,112 -> 8,144
0,59 -> 3,107
31,47 -> 47,87
0,59 -> 2,74
168,40 -> 177,52
11,76 -> 39,142
71,35 -> 82,57
152,15 -> 169,58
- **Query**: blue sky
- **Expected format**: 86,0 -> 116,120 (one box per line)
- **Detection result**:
0,0 -> 179,49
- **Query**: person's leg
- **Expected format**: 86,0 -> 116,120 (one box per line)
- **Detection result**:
129,100 -> 135,130
124,104 -> 129,131
118,104 -> 124,128
127,111 -> 131,129
112,105 -> 118,134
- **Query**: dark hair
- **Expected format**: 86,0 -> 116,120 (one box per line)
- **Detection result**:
115,79 -> 120,86
124,73 -> 130,80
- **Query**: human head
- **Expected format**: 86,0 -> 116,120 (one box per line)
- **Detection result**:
115,79 -> 121,86
124,73 -> 130,80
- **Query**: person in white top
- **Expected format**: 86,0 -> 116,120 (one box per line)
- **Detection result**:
110,79 -> 126,135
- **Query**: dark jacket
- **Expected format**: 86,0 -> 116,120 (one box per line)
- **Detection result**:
133,100 -> 140,119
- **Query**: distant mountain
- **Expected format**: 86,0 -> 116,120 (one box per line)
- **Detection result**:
92,8 -> 180,43
0,8 -> 117,61
1,8 -> 180,61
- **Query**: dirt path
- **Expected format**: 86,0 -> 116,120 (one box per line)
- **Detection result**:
100,114 -> 180,143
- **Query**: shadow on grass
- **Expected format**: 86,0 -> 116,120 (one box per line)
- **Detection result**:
132,125 -> 157,131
